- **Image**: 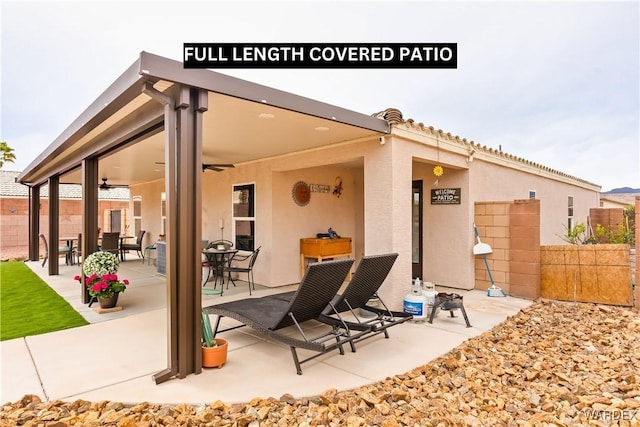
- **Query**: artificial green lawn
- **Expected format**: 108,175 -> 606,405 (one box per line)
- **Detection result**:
0,262 -> 88,341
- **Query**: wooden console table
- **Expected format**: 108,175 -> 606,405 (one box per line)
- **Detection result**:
300,237 -> 352,279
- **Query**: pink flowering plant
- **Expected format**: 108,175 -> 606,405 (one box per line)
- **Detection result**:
76,273 -> 129,298
75,251 -> 129,298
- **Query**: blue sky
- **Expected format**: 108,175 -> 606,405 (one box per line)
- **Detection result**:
1,0 -> 638,191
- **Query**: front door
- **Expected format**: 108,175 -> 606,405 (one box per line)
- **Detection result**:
412,180 -> 423,279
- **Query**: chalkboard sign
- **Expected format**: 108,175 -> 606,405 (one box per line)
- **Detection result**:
431,188 -> 461,205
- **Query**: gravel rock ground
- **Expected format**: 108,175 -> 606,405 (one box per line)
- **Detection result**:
2,300 -> 639,426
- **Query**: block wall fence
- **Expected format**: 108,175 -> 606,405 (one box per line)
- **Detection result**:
0,197 -> 130,260
474,199 -> 541,299
589,207 -> 625,240
475,198 -> 638,307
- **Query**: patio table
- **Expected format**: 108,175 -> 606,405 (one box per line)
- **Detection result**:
59,236 -> 77,265
202,248 -> 238,293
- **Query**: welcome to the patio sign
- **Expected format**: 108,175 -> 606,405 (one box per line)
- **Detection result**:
431,188 -> 461,205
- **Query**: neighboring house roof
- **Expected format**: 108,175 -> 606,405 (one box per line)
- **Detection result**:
373,108 -> 600,191
600,193 -> 636,207
0,170 -> 130,200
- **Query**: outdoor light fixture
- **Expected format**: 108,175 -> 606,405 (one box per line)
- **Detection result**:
258,113 -> 275,119
433,137 -> 444,175
467,147 -> 476,162
314,126 -> 330,132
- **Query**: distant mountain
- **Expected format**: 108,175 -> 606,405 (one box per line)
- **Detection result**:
602,187 -> 640,194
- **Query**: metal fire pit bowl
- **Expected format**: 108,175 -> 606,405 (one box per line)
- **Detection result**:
428,292 -> 472,328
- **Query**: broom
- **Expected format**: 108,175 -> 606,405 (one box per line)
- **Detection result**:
473,223 -> 507,297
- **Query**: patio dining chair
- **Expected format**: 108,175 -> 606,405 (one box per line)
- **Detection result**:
100,232 -> 120,258
143,243 -> 157,265
203,240 -> 235,290
38,233 -> 72,268
120,230 -> 146,261
73,232 -> 83,265
204,258 -> 365,375
202,251 -> 230,292
226,246 -> 261,295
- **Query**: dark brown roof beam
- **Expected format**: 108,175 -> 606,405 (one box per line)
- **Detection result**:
17,56 -> 155,185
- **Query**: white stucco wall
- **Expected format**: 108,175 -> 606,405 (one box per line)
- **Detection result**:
271,165 -> 361,285
200,161 -> 274,287
413,163 -> 473,290
129,179 -> 165,251
468,160 -> 600,244
362,137 -> 414,307
127,127 -> 600,308
198,148 -> 370,288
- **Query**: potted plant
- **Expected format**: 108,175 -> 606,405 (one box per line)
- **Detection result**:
75,251 -> 129,308
201,309 -> 228,368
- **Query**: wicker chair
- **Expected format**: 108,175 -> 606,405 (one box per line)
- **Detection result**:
100,232 -> 120,259
38,233 -> 72,267
120,230 -> 146,261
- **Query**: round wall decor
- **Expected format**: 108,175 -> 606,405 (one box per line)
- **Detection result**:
292,181 -> 311,206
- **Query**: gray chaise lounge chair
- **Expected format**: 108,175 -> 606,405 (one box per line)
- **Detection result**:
204,258 -> 365,375
274,253 -> 413,343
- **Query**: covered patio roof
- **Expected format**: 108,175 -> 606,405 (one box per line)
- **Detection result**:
17,51 -> 389,187
16,51 -> 391,384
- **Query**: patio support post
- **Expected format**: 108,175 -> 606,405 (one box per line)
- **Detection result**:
363,138 -> 413,310
81,157 -> 100,303
47,176 -> 60,275
175,86 -> 205,378
146,83 -> 205,383
28,185 -> 40,261
192,88 -> 206,374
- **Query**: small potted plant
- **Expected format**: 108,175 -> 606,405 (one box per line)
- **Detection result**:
75,251 -> 129,308
82,250 -> 119,276
201,309 -> 228,368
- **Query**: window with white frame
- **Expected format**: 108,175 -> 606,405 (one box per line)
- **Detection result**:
132,196 -> 142,236
567,195 -> 574,230
529,190 -> 536,199
232,183 -> 255,251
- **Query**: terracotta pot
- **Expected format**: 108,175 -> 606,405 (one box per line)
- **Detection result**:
98,292 -> 119,309
202,338 -> 228,368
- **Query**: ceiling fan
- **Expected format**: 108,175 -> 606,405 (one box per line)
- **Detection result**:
99,177 -> 128,189
202,163 -> 235,172
154,162 -> 235,172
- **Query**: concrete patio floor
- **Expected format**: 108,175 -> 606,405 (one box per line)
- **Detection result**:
1,255 -> 533,405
